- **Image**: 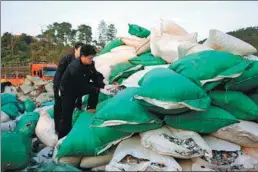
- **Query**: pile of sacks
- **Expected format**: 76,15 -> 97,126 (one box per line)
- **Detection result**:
2,19 -> 258,172
1,75 -> 55,134
1,76 -> 57,171
16,75 -> 55,106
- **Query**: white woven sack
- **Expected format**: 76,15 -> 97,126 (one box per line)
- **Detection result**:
52,137 -> 82,167
3,86 -> 17,96
160,19 -> 188,36
140,126 -> 212,159
178,42 -> 213,58
35,110 -> 58,147
245,54 -> 258,61
80,153 -> 113,168
242,147 -> 258,159
203,29 -> 257,56
211,120 -> 258,147
94,49 -> 137,67
45,82 -> 53,92
121,65 -> 169,88
193,136 -> 258,171
136,37 -> 151,55
1,110 -> 10,123
92,165 -> 107,171
120,36 -> 148,49
150,28 -> 197,63
1,120 -> 17,132
106,136 -> 182,171
177,159 -> 214,171
110,45 -> 136,53
20,84 -> 34,94
95,65 -> 112,85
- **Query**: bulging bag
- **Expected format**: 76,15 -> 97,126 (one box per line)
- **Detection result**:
193,136 -> 258,171
35,110 -> 58,147
203,29 -> 257,56
140,126 -> 212,159
211,120 -> 258,147
106,136 -> 182,171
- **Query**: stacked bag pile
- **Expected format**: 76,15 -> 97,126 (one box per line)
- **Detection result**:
17,75 -> 55,106
1,76 -> 57,171
49,19 -> 258,171
2,19 -> 258,171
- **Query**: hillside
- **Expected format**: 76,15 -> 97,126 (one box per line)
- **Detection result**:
1,20 -> 117,65
199,27 -> 258,56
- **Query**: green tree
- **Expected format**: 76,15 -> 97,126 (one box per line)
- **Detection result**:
1,32 -> 13,62
69,29 -> 78,46
44,22 -> 72,45
77,24 -> 92,44
30,39 -> 48,61
61,22 -> 72,45
106,24 -> 117,42
13,38 -> 30,61
97,20 -> 108,48
1,33 -> 31,63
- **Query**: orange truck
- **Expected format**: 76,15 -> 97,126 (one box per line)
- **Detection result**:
1,61 -> 58,86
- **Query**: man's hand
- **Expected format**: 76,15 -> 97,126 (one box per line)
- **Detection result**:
87,109 -> 96,113
100,88 -> 114,95
103,84 -> 121,95
104,84 -> 120,91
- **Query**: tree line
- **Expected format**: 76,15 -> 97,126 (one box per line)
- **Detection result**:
1,20 -> 117,64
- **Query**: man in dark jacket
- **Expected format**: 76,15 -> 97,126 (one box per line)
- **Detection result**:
53,42 -> 84,134
58,44 -> 105,139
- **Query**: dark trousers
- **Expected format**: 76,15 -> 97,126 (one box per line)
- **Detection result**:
54,86 -> 83,134
57,86 -> 100,139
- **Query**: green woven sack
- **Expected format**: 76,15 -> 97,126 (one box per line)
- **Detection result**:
17,100 -> 25,113
96,99 -> 110,110
14,112 -> 40,136
1,103 -> 19,119
209,91 -> 258,120
56,112 -> 131,158
109,62 -> 143,84
224,60 -> 258,92
82,92 -> 113,107
1,132 -> 32,171
169,50 -> 253,91
128,24 -> 151,38
129,52 -> 167,66
98,38 -> 124,55
164,106 -> 239,133
117,77 -> 127,85
1,93 -> 17,105
135,68 -> 211,114
24,98 -> 36,112
249,94 -> 258,105
72,108 -> 83,126
92,87 -> 162,133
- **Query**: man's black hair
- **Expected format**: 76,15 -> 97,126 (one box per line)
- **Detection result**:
74,42 -> 84,50
80,44 -> 97,56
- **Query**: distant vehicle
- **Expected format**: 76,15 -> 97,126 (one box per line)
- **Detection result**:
1,61 -> 57,86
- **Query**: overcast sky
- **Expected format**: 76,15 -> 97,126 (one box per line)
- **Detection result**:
1,1 -> 258,40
